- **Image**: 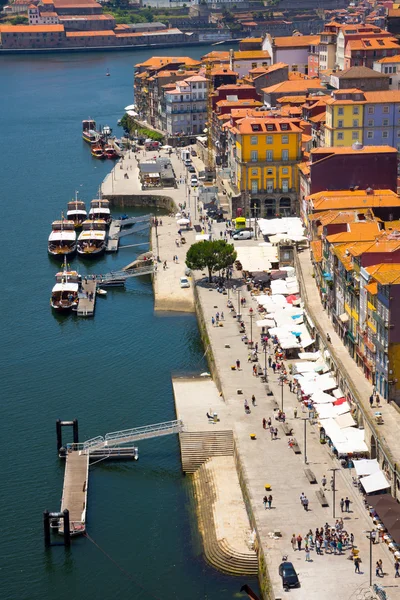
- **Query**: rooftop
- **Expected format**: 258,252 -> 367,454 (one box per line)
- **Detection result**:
311,145 -> 398,157
232,116 -> 302,135
262,79 -> 325,95
326,221 -> 382,243
375,55 -> 400,64
366,263 -> 400,285
234,50 -> 270,60
346,37 -> 400,51
335,65 -> 389,79
271,34 -> 320,47
0,24 -> 64,32
308,189 -> 400,211
135,56 -> 200,69
66,30 -> 115,37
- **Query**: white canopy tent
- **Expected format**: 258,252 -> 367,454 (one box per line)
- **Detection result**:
257,217 -> 304,237
360,471 -> 391,494
235,245 -> 278,272
353,459 -> 380,477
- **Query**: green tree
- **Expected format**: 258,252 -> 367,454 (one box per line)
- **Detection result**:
10,15 -> 28,24
186,240 -> 237,283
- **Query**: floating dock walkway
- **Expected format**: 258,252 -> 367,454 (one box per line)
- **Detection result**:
106,215 -> 151,253
76,279 -> 96,317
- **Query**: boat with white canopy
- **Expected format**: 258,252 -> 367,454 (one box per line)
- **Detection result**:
48,218 -> 76,257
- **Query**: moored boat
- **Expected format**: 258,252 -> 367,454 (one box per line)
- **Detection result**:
91,144 -> 105,159
50,259 -> 80,311
89,199 -> 111,225
48,218 -> 77,257
67,194 -> 87,229
82,119 -> 100,144
104,144 -> 117,159
77,220 -> 106,257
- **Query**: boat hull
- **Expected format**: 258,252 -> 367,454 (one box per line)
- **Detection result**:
77,246 -> 105,257
48,245 -> 77,257
50,300 -> 78,312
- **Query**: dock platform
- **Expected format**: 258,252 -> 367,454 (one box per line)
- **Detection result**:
59,450 -> 89,535
76,280 -> 96,317
106,220 -> 121,252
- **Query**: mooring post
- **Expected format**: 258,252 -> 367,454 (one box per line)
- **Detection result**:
72,419 -> 79,445
43,510 -> 51,548
56,419 -> 62,453
63,509 -> 71,547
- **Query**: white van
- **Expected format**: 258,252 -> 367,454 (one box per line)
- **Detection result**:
233,230 -> 254,240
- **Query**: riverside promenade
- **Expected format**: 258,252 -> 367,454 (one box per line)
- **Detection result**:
153,217 -> 398,599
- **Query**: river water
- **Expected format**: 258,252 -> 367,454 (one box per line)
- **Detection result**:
0,47 -> 259,599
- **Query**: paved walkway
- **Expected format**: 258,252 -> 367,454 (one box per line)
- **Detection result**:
297,248 -> 400,469
153,217 -> 400,598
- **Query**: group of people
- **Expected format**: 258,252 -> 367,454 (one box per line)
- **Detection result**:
291,521 -> 355,561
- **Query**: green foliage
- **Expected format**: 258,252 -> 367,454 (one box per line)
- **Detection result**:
186,240 -> 237,282
119,114 -> 164,142
10,15 -> 28,25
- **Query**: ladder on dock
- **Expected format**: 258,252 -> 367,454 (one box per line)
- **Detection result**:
83,420 -> 183,453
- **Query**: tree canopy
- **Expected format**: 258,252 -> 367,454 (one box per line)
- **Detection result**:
185,240 -> 237,282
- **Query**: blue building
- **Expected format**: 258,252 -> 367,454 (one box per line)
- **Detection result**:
362,90 -> 400,150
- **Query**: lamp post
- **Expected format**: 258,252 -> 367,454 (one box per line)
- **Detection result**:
365,530 -> 374,587
263,344 -> 268,381
155,217 -> 160,261
329,467 -> 340,518
253,203 -> 258,240
249,307 -> 254,349
302,418 -> 308,465
279,374 -> 285,412
237,288 -> 241,319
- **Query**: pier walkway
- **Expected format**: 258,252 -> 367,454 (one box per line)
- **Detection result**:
59,450 -> 88,535
76,280 -> 96,317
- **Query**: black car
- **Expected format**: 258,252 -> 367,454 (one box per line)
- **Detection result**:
279,562 -> 300,589
188,166 -> 196,173
191,149 -> 197,157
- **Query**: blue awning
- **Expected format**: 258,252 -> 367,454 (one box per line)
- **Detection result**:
323,272 -> 333,281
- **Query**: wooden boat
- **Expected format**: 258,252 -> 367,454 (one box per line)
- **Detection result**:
88,199 -> 111,225
91,144 -> 105,159
48,218 -> 76,257
77,219 -> 106,257
50,259 -> 80,311
82,119 -> 100,144
67,194 -> 87,229
104,144 -> 117,159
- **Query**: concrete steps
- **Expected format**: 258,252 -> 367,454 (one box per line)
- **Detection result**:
192,459 -> 258,576
180,430 -> 234,473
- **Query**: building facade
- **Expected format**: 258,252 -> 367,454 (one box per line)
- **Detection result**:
164,75 -> 208,136
325,89 -> 365,146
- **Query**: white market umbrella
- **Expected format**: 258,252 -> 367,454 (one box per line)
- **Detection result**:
124,104 -> 136,110
162,145 -> 173,150
177,218 -> 190,225
127,110 -> 138,117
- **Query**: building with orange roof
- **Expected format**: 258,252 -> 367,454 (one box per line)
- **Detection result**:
344,37 -> 400,70
262,79 -> 326,107
164,75 -> 208,136
226,115 -> 302,218
262,33 -> 320,75
373,54 -> 400,90
242,62 -> 289,97
330,65 -> 390,92
335,25 -> 393,70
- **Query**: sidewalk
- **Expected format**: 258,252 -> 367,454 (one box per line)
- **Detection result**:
297,248 -> 400,470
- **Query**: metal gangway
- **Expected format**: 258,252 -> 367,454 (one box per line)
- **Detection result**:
113,214 -> 152,228
82,420 -> 183,454
97,265 -> 155,285
115,222 -> 149,239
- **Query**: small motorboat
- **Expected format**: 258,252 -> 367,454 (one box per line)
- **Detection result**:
50,258 -> 80,311
106,69 -> 110,77
82,119 -> 100,144
91,144 -> 105,159
104,144 -> 117,159
97,288 -> 107,296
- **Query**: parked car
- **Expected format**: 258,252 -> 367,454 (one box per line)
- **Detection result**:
191,149 -> 197,157
184,159 -> 192,167
279,562 -> 300,589
180,277 -> 190,288
188,166 -> 196,174
233,230 -> 254,240
190,175 -> 198,187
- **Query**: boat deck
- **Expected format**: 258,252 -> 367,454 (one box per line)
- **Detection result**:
59,449 -> 89,535
76,280 -> 96,317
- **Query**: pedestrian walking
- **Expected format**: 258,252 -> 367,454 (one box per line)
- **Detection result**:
378,559 -> 383,576
321,475 -> 327,489
272,362 -> 276,373
274,428 -> 278,440
291,534 -> 296,551
263,495 -> 268,509
340,498 -> 345,512
354,556 -> 361,573
294,407 -> 298,419
369,394 -> 374,408
395,560 -> 400,577
262,418 -> 267,429
211,316 -> 215,327
236,359 -> 241,370
268,356 -> 272,368
305,543 -> 310,562
303,497 -> 309,511
221,311 -> 224,320
376,395 -> 381,408
315,538 -> 321,555
350,533 -> 354,548
300,492 -> 305,506
267,495 -> 273,509
297,534 -> 302,551
270,428 -> 274,440
330,476 -> 335,491
253,365 -> 257,376
267,417 -> 271,428
345,497 -> 351,512
251,394 -> 256,406
376,562 -> 381,578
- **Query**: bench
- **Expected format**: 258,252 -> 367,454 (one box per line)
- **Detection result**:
304,468 -> 317,484
281,422 -> 293,436
316,489 -> 329,507
290,438 -> 301,454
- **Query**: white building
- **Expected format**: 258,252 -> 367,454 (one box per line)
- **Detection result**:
262,34 -> 320,74
28,5 -> 59,24
165,75 -> 208,136
373,55 -> 400,90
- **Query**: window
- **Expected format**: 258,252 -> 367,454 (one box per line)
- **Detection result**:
251,180 -> 258,194
368,106 -> 375,114
397,130 -> 400,137
266,180 -> 274,193
266,135 -> 272,144
368,119 -> 374,127
338,120 -> 343,128
251,168 -> 258,175
337,132 -> 344,140
282,179 -> 289,192
338,107 -> 344,115
282,149 -> 289,161
282,135 -> 289,144
353,119 -> 359,127
266,150 -> 273,162
267,168 -> 273,175
367,131 -> 374,139
383,106 -> 390,114
251,150 -> 258,162
383,131 -> 389,139
282,167 -> 289,174
352,131 -> 359,140
383,119 -> 389,126
353,106 -> 359,115
251,136 -> 257,145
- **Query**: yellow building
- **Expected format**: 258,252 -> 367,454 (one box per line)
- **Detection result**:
228,116 -> 302,217
324,89 -> 365,147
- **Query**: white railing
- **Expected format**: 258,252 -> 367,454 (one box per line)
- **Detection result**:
104,420 -> 183,445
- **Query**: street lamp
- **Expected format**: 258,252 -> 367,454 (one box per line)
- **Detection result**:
279,374 -> 285,412
301,417 -> 309,464
263,344 -> 268,382
365,530 -> 374,587
249,307 -> 254,349
237,288 -> 241,319
329,467 -> 340,518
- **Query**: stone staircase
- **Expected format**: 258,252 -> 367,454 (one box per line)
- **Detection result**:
179,430 -> 234,473
192,458 -> 258,576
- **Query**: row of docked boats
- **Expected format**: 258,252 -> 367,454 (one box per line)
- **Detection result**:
82,119 -> 118,160
48,197 -> 112,258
